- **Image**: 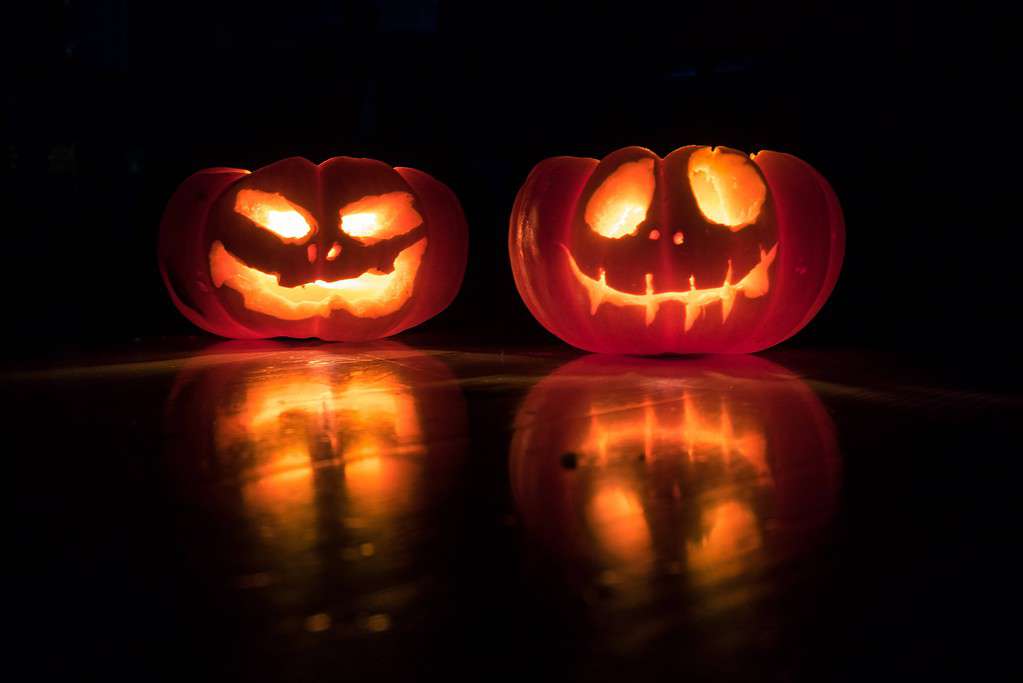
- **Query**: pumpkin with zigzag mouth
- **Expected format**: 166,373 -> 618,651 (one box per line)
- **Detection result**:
509,145 -> 844,354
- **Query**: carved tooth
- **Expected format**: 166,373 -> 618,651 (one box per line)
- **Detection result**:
645,273 -> 657,326
721,287 -> 736,323
721,260 -> 736,322
738,247 -> 774,298
685,302 -> 701,332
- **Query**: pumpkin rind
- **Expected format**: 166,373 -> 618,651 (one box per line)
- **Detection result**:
509,146 -> 844,354
159,157 -> 468,341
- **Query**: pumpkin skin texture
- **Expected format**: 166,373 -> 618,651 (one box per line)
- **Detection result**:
509,146 -> 844,354
509,355 -> 841,585
159,157 -> 468,341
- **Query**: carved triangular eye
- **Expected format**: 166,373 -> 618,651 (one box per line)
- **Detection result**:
585,159 -> 655,239
339,192 -> 422,245
235,189 -> 316,242
687,148 -> 766,230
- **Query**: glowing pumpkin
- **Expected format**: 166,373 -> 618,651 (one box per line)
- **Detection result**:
509,146 -> 844,354
160,157 -> 468,340
510,355 -> 840,585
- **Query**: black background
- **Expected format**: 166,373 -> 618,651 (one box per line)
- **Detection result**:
5,1 -> 1008,355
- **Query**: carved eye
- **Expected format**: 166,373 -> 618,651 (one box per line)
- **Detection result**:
339,192 -> 422,245
234,189 -> 316,242
585,159 -> 656,239
687,148 -> 766,230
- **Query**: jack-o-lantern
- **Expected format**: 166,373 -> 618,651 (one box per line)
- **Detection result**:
510,355 -> 840,589
160,157 -> 468,341
509,146 -> 844,354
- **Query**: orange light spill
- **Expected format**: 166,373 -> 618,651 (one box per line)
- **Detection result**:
687,147 -> 767,230
234,189 -> 316,241
587,484 -> 653,565
336,377 -> 422,515
215,365 -> 427,547
578,389 -> 768,474
686,500 -> 762,579
679,392 -> 768,478
561,242 -> 777,329
339,192 -> 422,245
585,159 -> 656,238
209,238 -> 427,320
574,386 -> 770,572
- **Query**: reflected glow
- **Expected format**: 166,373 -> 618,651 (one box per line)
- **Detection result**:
588,485 -> 652,566
687,500 -> 762,580
578,391 -> 768,474
585,159 -> 656,239
165,344 -> 468,628
339,192 -> 423,245
234,189 -> 316,241
510,355 -> 840,593
571,385 -> 773,575
562,242 -> 777,329
688,147 -> 767,229
209,238 -> 426,320
212,362 -> 427,536
203,359 -> 435,556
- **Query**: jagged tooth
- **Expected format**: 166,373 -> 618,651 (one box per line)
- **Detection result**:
685,302 -> 701,332
644,273 -> 657,326
721,288 -> 736,323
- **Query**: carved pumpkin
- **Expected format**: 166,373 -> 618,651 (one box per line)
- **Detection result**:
510,355 -> 840,586
160,157 -> 468,341
509,146 -> 844,354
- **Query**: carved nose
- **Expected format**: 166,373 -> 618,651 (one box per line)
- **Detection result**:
306,243 -> 317,263
648,229 -> 661,241
326,242 -> 341,261
673,231 -> 685,245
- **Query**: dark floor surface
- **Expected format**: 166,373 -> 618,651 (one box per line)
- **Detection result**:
9,338 -> 1018,681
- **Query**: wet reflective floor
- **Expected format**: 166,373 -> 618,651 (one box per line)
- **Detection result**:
9,341 -> 1017,681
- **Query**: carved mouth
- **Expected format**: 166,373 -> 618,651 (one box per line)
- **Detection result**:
209,238 -> 427,320
561,243 -> 778,330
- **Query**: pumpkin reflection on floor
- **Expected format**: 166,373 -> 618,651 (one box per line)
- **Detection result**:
164,342 -> 467,634
510,355 -> 841,601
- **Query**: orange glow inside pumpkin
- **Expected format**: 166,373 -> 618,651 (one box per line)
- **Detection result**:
209,237 -> 427,320
687,148 -> 767,230
584,159 -> 656,239
339,192 -> 423,245
235,189 -> 316,242
561,242 -> 777,329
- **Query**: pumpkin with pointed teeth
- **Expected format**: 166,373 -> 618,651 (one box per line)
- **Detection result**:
509,145 -> 844,354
